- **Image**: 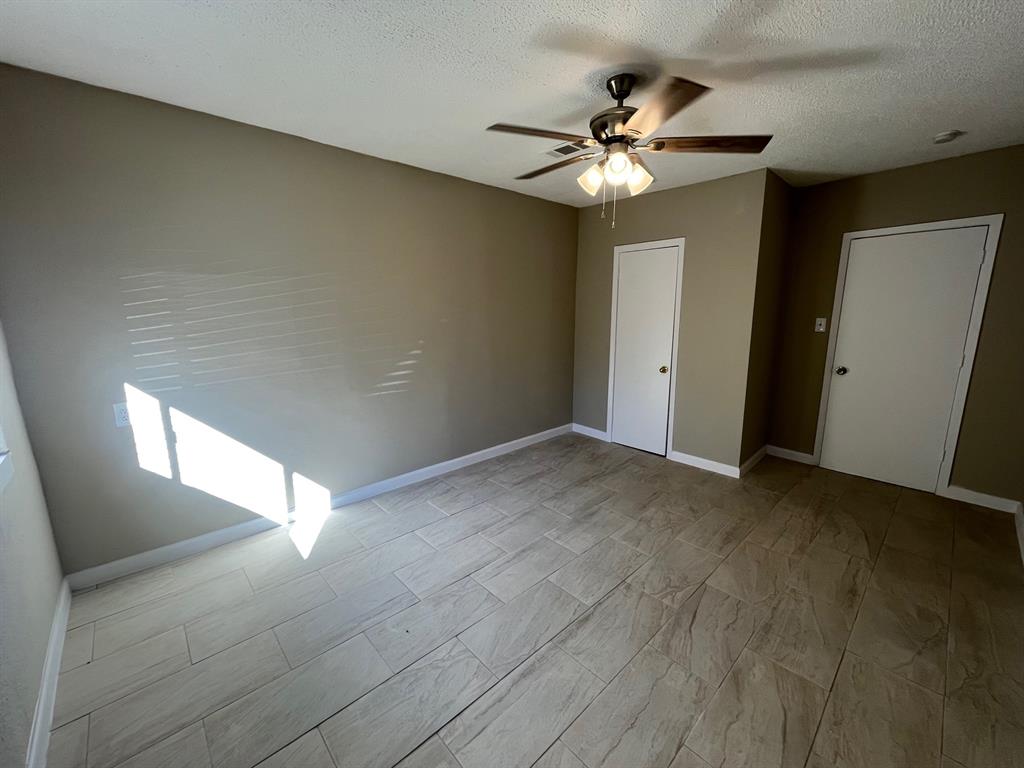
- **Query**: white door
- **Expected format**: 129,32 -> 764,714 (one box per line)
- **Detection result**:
820,226 -> 987,490
610,245 -> 680,454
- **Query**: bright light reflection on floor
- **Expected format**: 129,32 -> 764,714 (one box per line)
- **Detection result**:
289,473 -> 331,559
170,407 -> 289,525
124,384 -> 172,478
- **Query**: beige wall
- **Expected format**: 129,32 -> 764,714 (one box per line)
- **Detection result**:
574,169 -> 768,466
0,65 -> 578,572
740,171 -> 792,463
0,321 -> 64,768
772,145 -> 1024,501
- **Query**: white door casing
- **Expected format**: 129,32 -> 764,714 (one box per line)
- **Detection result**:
608,240 -> 683,455
818,220 -> 999,491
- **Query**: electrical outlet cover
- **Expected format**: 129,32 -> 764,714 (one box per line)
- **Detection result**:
113,402 -> 130,427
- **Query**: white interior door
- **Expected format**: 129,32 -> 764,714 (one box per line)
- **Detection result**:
610,245 -> 679,454
820,226 -> 987,490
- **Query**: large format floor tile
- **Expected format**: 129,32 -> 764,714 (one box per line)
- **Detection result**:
92,569 -> 252,657
366,577 -> 501,672
416,502 -> 506,548
319,532 -> 435,594
686,649 -> 828,768
747,587 -> 851,690
556,582 -> 674,682
562,646 -> 712,768
256,730 -> 335,768
439,644 -> 603,768
394,535 -> 504,597
847,587 -> 947,693
869,544 -> 950,616
705,541 -> 795,608
472,537 -> 576,602
87,631 -> 288,768
46,440 -> 1024,768
785,542 -> 870,621
650,584 -> 759,688
319,639 -> 495,768
47,717 -> 89,768
53,627 -> 190,728
549,537 -> 650,605
68,567 -> 182,629
244,520 -> 365,591
481,506 -> 570,553
459,580 -> 586,678
185,571 -> 336,662
115,722 -> 211,768
628,539 -> 721,609
395,736 -> 461,768
61,624 -> 94,673
273,573 -> 417,667
809,652 -> 943,768
203,634 -> 391,768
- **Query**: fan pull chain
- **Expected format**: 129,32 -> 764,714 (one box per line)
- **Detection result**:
612,182 -> 618,229
600,179 -> 607,219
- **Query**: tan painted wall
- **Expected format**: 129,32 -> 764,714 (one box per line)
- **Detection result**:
740,171 -> 792,463
573,169 -> 768,466
0,65 -> 578,572
0,321 -> 64,767
771,145 -> 1024,501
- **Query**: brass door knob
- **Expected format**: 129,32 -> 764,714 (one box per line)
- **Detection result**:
659,366 -> 669,374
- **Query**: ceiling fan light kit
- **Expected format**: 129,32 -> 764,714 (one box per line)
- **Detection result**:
488,72 -> 772,226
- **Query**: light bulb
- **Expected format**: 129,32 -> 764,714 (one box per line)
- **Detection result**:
576,162 -> 604,196
626,160 -> 654,195
603,150 -> 632,186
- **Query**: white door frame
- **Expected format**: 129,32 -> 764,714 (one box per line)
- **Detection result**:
813,214 -> 1003,492
607,238 -> 685,455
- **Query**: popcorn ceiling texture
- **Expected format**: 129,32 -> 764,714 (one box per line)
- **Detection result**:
1,0 -> 1022,206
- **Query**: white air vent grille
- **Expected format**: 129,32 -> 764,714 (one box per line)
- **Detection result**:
546,140 -> 592,158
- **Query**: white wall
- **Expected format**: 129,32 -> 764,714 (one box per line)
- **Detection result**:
0,320 -> 64,768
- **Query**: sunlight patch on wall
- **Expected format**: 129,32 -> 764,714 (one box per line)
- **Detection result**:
289,472 -> 331,559
124,383 -> 172,478
169,408 -> 289,525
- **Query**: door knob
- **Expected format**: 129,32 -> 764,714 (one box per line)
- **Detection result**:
835,366 -> 848,375
659,366 -> 669,374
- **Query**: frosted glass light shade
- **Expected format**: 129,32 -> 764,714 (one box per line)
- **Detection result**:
577,162 -> 604,196
627,161 -> 654,195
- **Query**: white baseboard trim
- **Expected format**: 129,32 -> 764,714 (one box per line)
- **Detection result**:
739,446 -> 767,476
66,517 -> 280,591
1014,503 -> 1024,568
331,424 -> 572,508
668,450 -> 741,479
571,423 -> 610,441
65,424 -> 574,591
1014,504 -> 1024,568
936,484 -> 1020,514
26,578 -> 70,768
765,445 -> 818,465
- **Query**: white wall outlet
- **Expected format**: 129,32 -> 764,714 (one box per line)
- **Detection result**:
814,317 -> 828,333
113,402 -> 130,428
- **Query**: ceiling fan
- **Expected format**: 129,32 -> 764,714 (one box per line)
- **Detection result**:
488,73 -> 771,202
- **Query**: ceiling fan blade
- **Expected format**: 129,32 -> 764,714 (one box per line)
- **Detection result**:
515,152 -> 602,180
641,135 -> 772,153
488,123 -> 598,146
624,77 -> 709,140
631,153 -> 655,175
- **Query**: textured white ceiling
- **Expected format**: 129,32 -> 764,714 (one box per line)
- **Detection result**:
2,0 -> 1023,206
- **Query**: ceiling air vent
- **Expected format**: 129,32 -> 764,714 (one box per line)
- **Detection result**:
546,140 -> 592,158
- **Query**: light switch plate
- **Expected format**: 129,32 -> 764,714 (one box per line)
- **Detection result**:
814,317 -> 827,333
113,402 -> 130,427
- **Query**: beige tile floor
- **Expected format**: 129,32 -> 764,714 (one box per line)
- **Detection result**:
47,434 -> 1024,768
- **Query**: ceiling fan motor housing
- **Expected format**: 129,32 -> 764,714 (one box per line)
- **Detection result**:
589,105 -> 638,144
